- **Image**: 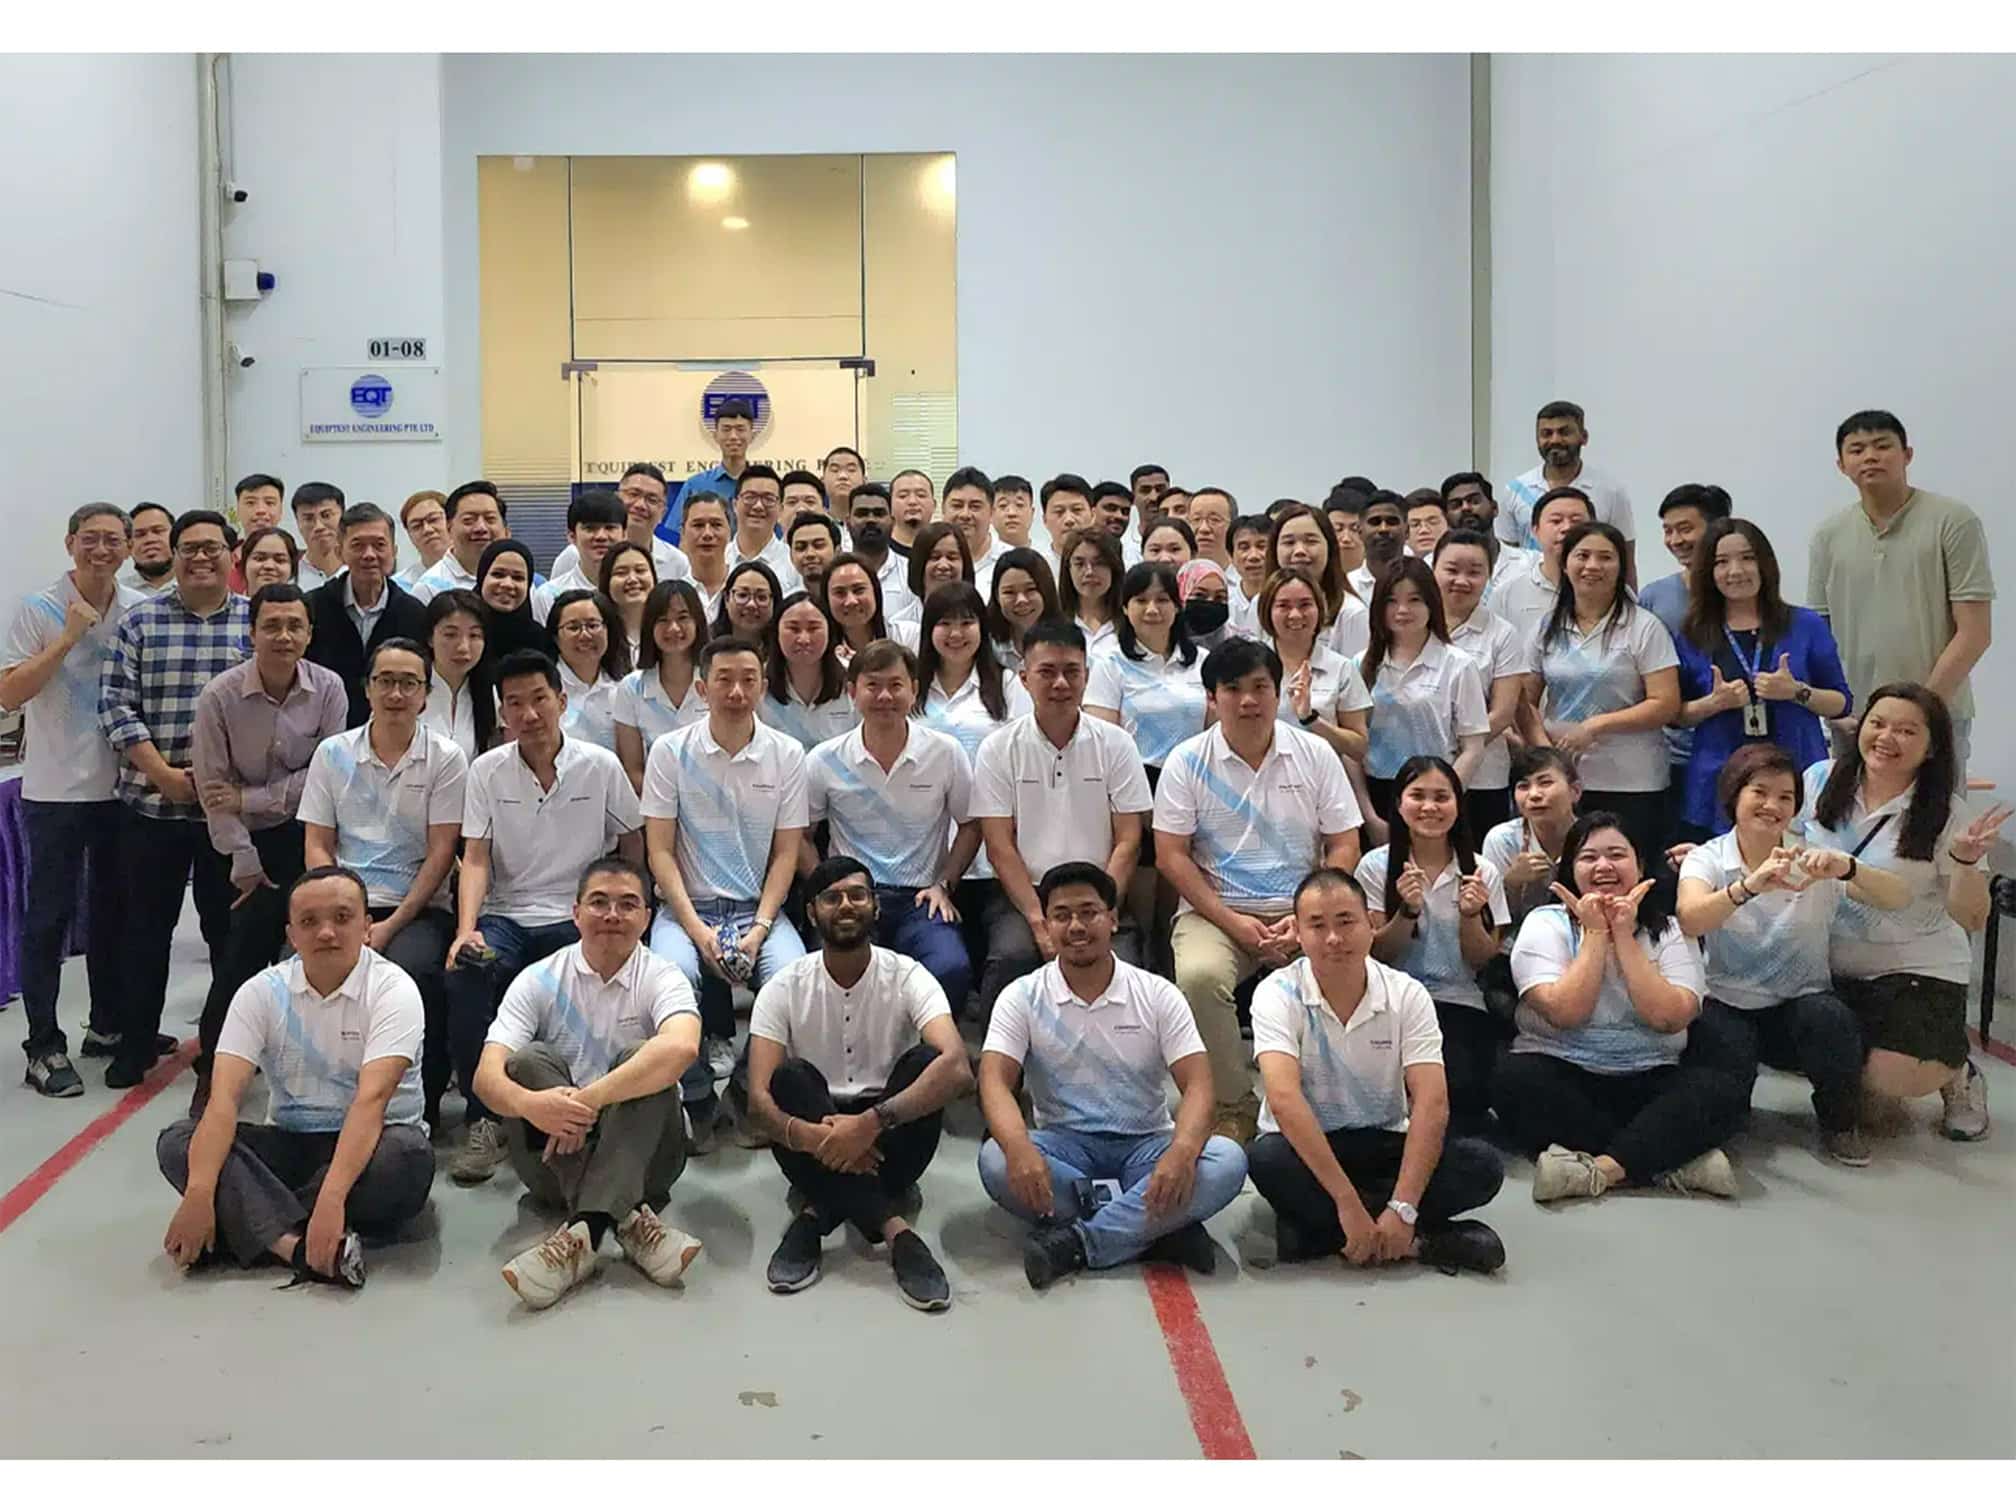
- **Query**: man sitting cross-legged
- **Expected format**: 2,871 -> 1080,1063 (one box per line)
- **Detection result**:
472,857 -> 704,1311
977,861 -> 1249,1290
748,857 -> 974,1311
157,866 -> 436,1290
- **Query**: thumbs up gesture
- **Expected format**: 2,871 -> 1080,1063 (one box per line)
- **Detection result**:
1708,664 -> 1749,713
1754,653 -> 1802,702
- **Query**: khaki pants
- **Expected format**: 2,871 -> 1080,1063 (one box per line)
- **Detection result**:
1170,911 -> 1295,1105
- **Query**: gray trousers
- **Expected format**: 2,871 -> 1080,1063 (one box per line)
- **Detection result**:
156,1118 -> 436,1267
502,1043 -> 687,1218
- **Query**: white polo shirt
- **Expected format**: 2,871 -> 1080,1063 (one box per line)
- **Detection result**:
921,670 -> 1032,882
984,958 -> 1205,1136
1346,563 -> 1377,603
1795,760 -> 1979,986
1251,957 -> 1443,1135
1489,556 -> 1563,649
1480,817 -> 1563,932
299,722 -> 468,911
1074,617 -> 1120,658
1085,645 -> 1209,767
1228,578 -> 1263,636
421,676 -> 481,763
1324,591 -> 1372,660
755,683 -> 858,752
1273,640 -> 1373,733
730,534 -> 802,594
550,536 -> 692,586
808,722 -> 973,889
967,536 -> 1009,601
1154,723 -> 1363,916
641,719 -> 808,904
1527,605 -> 1678,792
1446,607 -> 1529,790
970,711 -> 1153,884
1356,846 -> 1509,1011
216,948 -> 426,1133
463,736 -> 642,925
875,556 -> 922,625
751,946 -> 951,1099
485,941 -> 698,1089
1500,461 -> 1636,552
1363,637 -> 1491,781
1679,830 -> 1844,1011
1483,545 -> 1538,610
558,660 -> 621,754
1,574 -> 145,802
613,666 -> 708,750
1509,906 -> 1703,1073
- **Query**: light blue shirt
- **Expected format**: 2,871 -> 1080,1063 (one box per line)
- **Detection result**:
1636,572 -> 1691,767
1509,906 -> 1702,1072
640,720 -> 809,904
756,683 -> 858,752
669,465 -> 744,542
613,666 -> 708,750
807,723 -> 973,889
559,661 -> 621,753
1085,645 -> 1208,767
297,722 -> 468,911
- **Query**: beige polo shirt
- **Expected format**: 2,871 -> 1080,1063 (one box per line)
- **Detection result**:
1806,489 -> 1994,719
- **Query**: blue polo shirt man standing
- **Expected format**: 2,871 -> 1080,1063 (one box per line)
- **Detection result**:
666,397 -> 757,545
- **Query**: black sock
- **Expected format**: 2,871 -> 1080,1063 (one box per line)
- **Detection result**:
578,1211 -> 614,1247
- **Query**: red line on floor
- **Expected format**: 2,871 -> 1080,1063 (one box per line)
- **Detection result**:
1970,1029 -> 2016,1070
0,1042 -> 195,1239
1142,1264 -> 1257,1460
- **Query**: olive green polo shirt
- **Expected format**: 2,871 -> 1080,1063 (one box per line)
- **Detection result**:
1807,488 -> 1994,719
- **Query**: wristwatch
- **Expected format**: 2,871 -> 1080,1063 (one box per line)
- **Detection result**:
1299,708 -> 1319,727
873,1101 -> 901,1131
1795,684 -> 1813,707
1387,1199 -> 1418,1225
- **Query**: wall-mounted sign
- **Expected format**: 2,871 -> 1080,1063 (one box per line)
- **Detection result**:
368,337 -> 429,360
301,366 -> 443,443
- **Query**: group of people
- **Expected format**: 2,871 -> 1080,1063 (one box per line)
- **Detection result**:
1,395 -> 2001,1313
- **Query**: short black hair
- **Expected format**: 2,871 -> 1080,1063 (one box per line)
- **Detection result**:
1128,463 -> 1170,487
1432,526 -> 1498,568
291,482 -> 345,513
822,445 -> 865,469
698,634 -> 765,674
445,480 -> 506,521
780,469 -> 827,499
250,583 -> 311,626
235,473 -> 285,499
494,648 -> 561,694
339,501 -> 397,538
787,512 -> 842,548
1293,866 -> 1368,912
1201,635 -> 1282,694
1536,400 -> 1586,427
1021,617 -> 1087,658
567,490 -> 627,531
1040,473 -> 1093,508
621,461 -> 668,487
1038,860 -> 1118,910
170,508 -> 233,549
995,474 -> 1033,496
1404,488 -> 1450,518
130,501 -> 174,528
1835,409 -> 1907,452
944,465 -> 994,500
714,398 -> 756,424
1531,486 -> 1594,530
1091,480 -> 1133,507
1335,475 -> 1378,494
1322,488 -> 1368,518
287,864 -> 369,915
1441,470 -> 1493,500
737,464 -> 783,494
1362,489 -> 1405,516
366,636 -> 432,681
1227,513 -> 1272,546
806,854 -> 874,899
848,481 -> 891,508
1657,483 -> 1733,522
576,855 -> 650,902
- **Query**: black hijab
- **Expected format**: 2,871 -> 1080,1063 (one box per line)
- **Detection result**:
475,539 -> 554,663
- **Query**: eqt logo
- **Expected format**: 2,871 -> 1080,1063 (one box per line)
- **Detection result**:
350,373 -> 394,418
699,371 -> 771,447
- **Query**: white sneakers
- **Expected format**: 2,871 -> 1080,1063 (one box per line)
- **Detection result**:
1940,1061 -> 1991,1142
1660,1148 -> 1739,1198
503,1209 -> 704,1308
1530,1143 -> 1739,1202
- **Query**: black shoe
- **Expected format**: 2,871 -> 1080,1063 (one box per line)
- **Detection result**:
105,1056 -> 153,1090
895,1182 -> 924,1219
78,1028 -> 122,1059
889,1230 -> 951,1312
154,1033 -> 180,1057
25,1052 -> 84,1099
1417,1219 -> 1505,1276
1273,1214 -> 1334,1263
1143,1221 -> 1217,1276
1022,1222 -> 1087,1291
766,1211 -> 826,1293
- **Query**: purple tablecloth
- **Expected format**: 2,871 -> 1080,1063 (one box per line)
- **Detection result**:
0,776 -> 92,1004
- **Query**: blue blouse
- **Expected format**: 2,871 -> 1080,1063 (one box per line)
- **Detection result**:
1675,606 -> 1850,833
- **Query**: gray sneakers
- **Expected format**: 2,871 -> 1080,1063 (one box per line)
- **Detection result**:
449,1117 -> 509,1185
25,1052 -> 83,1098
1822,1127 -> 1873,1167
1940,1061 -> 1990,1142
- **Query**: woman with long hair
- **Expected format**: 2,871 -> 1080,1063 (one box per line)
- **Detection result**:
823,551 -> 914,664
710,558 -> 783,659
1086,562 -> 1208,778
1480,747 -> 1583,932
757,590 -> 856,751
1263,503 -> 1367,656
1141,518 -> 1197,568
1357,558 -> 1488,820
906,521 -> 975,610
1674,517 -> 1850,840
1259,567 -> 1370,766
1357,756 -> 1510,1131
240,525 -> 300,591
1058,527 -> 1125,656
612,580 -> 710,793
1492,812 -> 1746,1203
1519,521 -> 1681,861
1675,743 -> 1911,1165
985,548 -> 1060,673
547,588 -> 629,753
1798,683 -> 2010,1140
420,588 -> 494,760
1432,528 -> 1528,834
597,539 -> 658,666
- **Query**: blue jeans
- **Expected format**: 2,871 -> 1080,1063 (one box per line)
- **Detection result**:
445,915 -> 580,1123
874,886 -> 972,1015
977,1127 -> 1249,1269
651,899 -> 807,1104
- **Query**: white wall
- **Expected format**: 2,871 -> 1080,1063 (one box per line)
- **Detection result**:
220,54 -> 447,515
0,55 -> 202,615
1490,53 -> 2016,794
438,53 -> 1475,506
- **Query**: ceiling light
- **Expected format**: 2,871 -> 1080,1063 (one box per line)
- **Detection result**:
687,162 -> 735,203
721,215 -> 750,231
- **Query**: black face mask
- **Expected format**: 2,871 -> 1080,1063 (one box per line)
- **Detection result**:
1182,600 -> 1230,635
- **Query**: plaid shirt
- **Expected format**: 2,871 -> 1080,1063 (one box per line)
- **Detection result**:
99,585 -> 251,819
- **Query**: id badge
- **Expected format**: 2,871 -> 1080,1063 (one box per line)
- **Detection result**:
1743,698 -> 1769,737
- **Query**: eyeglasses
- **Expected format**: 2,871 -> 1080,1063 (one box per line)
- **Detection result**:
558,620 -> 606,637
369,675 -> 427,694
816,885 -> 874,907
75,532 -> 127,551
581,894 -> 646,917
730,589 -> 773,607
177,542 -> 228,560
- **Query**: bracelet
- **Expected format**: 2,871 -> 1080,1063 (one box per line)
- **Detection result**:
1299,708 -> 1319,727
1843,856 -> 1858,882
1727,880 -> 1751,907
1950,849 -> 1980,867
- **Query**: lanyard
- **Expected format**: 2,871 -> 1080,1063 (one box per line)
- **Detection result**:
1723,626 -> 1769,686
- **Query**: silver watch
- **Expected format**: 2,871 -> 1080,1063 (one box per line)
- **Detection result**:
1387,1199 -> 1418,1225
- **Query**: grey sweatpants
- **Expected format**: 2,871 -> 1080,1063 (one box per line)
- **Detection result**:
502,1043 -> 687,1218
156,1118 -> 436,1266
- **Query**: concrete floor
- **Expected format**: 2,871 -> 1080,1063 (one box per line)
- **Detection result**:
1,909 -> 2012,1459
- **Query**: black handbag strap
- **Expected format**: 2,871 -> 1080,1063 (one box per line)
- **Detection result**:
1849,812 -> 1894,859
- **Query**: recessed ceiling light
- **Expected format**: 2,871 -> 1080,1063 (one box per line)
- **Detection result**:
721,216 -> 750,231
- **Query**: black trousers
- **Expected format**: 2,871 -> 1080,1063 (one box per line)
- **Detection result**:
371,905 -> 455,1117
1436,1002 -> 1513,1130
195,823 -> 307,1076
1464,786 -> 1511,838
118,808 -> 236,1071
1682,993 -> 1862,1135
19,798 -> 124,1058
1491,1052 -> 1747,1182
1247,1127 -> 1503,1250
768,1042 -> 944,1242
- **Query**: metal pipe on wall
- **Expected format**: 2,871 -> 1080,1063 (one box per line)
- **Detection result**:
197,52 -> 229,514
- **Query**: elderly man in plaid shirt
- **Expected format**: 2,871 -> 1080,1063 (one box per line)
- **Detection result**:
98,509 -> 251,1090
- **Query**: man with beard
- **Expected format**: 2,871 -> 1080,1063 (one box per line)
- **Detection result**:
1360,491 -> 1409,585
1441,472 -> 1531,604
120,502 -> 178,597
842,483 -> 918,623
1499,400 -> 1637,584
749,856 -> 972,1310
787,513 -> 842,600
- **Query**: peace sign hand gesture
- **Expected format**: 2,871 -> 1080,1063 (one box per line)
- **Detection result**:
1949,803 -> 2014,867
